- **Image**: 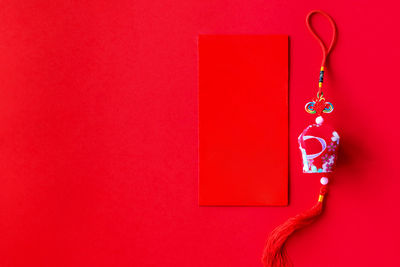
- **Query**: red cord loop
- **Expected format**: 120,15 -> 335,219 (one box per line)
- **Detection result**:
306,10 -> 337,67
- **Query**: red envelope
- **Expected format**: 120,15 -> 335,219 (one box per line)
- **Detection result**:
199,35 -> 288,206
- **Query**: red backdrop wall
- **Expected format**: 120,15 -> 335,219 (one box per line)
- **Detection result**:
0,1 -> 398,266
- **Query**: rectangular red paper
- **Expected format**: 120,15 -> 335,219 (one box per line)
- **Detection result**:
199,35 -> 288,206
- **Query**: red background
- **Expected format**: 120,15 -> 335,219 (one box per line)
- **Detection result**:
0,1 -> 398,266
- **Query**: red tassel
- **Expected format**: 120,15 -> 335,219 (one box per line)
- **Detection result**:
262,185 -> 327,267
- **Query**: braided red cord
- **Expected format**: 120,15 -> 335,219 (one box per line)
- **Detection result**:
306,10 -> 337,68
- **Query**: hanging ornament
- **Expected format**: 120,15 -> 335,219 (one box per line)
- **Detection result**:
263,10 -> 339,267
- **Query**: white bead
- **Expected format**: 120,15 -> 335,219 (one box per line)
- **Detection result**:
315,116 -> 324,125
320,177 -> 329,185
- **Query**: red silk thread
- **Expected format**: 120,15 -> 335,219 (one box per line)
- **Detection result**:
306,10 -> 337,68
306,10 -> 337,97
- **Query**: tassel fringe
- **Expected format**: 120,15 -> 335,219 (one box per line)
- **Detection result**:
262,185 -> 327,267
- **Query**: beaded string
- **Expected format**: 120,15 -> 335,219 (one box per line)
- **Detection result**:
305,10 -> 337,115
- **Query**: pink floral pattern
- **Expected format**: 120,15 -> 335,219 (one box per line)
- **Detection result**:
299,124 -> 340,173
